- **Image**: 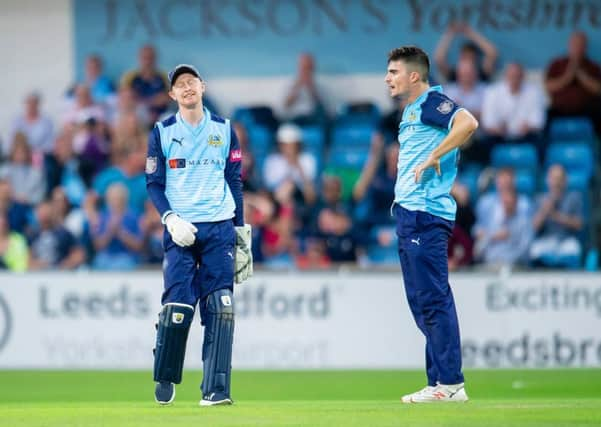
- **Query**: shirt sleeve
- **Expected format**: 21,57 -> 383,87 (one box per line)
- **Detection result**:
224,124 -> 244,226
145,125 -> 172,222
420,92 -> 461,130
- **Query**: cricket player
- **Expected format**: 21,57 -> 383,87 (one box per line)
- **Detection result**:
384,47 -> 478,403
146,64 -> 253,406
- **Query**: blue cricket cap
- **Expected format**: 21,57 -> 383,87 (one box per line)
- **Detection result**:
168,64 -> 202,87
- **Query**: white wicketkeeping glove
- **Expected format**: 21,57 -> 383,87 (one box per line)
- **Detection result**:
164,213 -> 198,247
234,224 -> 253,284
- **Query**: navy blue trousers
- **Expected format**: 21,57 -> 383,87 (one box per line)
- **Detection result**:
394,204 -> 464,386
161,220 -> 235,309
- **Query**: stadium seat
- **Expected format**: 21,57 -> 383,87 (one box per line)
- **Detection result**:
336,101 -> 381,126
247,125 -> 274,152
366,225 -> 398,265
545,143 -> 593,183
300,125 -> 326,150
514,169 -> 536,195
490,143 -> 538,170
457,167 -> 481,202
549,117 -> 595,141
331,124 -> 375,148
328,147 -> 368,169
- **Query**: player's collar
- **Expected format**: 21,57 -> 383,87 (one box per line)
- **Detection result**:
176,107 -> 209,136
407,85 -> 443,109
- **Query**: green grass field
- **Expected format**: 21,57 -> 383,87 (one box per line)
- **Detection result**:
0,369 -> 599,426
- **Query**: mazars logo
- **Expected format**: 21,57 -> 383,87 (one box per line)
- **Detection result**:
0,293 -> 12,353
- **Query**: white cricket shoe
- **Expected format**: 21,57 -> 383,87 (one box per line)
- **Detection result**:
199,392 -> 233,406
401,383 -> 468,403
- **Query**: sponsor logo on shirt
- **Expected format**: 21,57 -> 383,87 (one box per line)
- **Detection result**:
437,100 -> 454,114
168,158 -> 226,168
230,149 -> 242,162
168,158 -> 186,168
208,134 -> 223,147
145,156 -> 157,173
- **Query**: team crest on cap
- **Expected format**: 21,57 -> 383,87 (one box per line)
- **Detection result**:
437,100 -> 454,114
208,134 -> 223,147
145,156 -> 157,174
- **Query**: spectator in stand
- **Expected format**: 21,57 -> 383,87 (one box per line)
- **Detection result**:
0,213 -> 28,272
353,137 -> 398,227
545,31 -> 601,136
313,175 -> 357,263
244,190 -> 295,265
107,85 -> 150,130
263,123 -> 317,206
473,169 -> 533,267
444,59 -> 487,121
50,186 -> 88,243
233,122 -> 260,192
90,183 -> 143,270
83,54 -> 115,104
7,92 -> 54,161
44,130 -> 88,205
120,45 -> 170,121
110,111 -> 147,154
73,116 -> 110,186
93,139 -> 147,215
378,98 -> 407,145
445,59 -> 489,163
139,199 -> 163,265
448,182 -> 475,271
0,134 -> 45,206
62,84 -> 106,127
481,62 -> 545,143
27,200 -> 86,270
530,164 -> 583,267
434,22 -> 498,83
282,53 -> 327,124
0,179 -> 31,234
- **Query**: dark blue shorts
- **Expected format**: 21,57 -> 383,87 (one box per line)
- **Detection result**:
161,219 -> 235,306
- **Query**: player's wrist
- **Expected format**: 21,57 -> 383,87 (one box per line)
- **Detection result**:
161,210 -> 175,225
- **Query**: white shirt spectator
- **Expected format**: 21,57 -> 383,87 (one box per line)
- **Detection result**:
444,82 -> 487,118
9,115 -> 54,155
481,80 -> 545,138
263,152 -> 316,191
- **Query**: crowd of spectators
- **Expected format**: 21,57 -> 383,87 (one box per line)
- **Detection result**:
0,27 -> 599,272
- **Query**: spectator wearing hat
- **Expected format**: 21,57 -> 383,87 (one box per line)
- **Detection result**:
262,123 -> 317,206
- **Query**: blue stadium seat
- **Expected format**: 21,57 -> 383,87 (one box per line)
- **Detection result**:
545,143 -> 593,183
247,125 -> 273,152
331,124 -> 375,148
491,143 -> 538,170
366,225 -> 398,265
328,147 -> 368,169
514,169 -> 536,195
300,125 -> 326,150
231,107 -> 254,127
549,117 -> 595,141
367,245 -> 399,265
457,168 -> 481,201
336,102 -> 381,126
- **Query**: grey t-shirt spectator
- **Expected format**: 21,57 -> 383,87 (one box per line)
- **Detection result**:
535,191 -> 583,238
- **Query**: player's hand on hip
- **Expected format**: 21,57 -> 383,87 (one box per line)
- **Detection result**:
165,213 -> 198,247
414,154 -> 441,183
234,224 -> 253,284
